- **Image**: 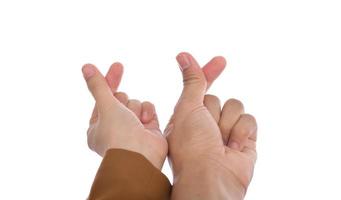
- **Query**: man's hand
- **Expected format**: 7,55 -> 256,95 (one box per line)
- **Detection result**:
82,63 -> 167,169
165,52 -> 258,199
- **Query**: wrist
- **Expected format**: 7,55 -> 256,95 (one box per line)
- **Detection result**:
172,161 -> 246,200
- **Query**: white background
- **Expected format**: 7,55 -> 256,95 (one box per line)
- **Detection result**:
0,0 -> 340,199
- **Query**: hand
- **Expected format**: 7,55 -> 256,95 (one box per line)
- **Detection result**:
82,63 -> 167,169
165,52 -> 258,199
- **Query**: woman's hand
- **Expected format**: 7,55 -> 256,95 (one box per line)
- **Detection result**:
82,63 -> 167,169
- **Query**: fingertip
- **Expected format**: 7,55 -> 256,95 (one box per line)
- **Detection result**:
213,56 -> 227,67
223,98 -> 244,113
243,114 -> 258,141
106,62 -> 124,92
107,62 -> 123,78
114,92 -> 129,106
82,64 -> 115,111
203,56 -> 226,76
176,52 -> 192,59
202,56 -> 227,90
176,52 -> 192,71
82,64 -> 96,80
83,63 -> 94,67
176,52 -> 202,71
110,62 -> 124,72
82,63 -> 96,70
141,102 -> 155,123
175,52 -> 207,103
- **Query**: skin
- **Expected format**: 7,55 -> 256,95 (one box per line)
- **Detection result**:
82,52 -> 258,199
166,52 -> 258,199
82,62 -> 167,169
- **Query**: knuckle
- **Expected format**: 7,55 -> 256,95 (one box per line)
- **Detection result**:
243,113 -> 257,123
183,72 -> 206,87
204,94 -> 220,104
114,92 -> 129,104
115,91 -> 128,98
242,113 -> 258,131
142,101 -> 153,107
225,98 -> 244,111
128,99 -> 141,104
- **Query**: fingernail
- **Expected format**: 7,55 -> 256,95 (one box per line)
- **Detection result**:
176,54 -> 191,71
229,141 -> 240,150
82,64 -> 96,80
142,111 -> 149,122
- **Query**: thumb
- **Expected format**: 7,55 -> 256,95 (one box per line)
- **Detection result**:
176,52 -> 207,104
82,64 -> 115,112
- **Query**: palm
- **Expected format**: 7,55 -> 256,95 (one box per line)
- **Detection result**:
184,105 -> 256,189
222,149 -> 256,188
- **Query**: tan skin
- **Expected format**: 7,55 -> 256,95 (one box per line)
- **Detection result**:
166,53 -> 257,199
82,52 -> 257,199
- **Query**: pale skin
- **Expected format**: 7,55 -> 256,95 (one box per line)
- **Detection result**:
82,62 -> 167,169
82,52 -> 258,199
